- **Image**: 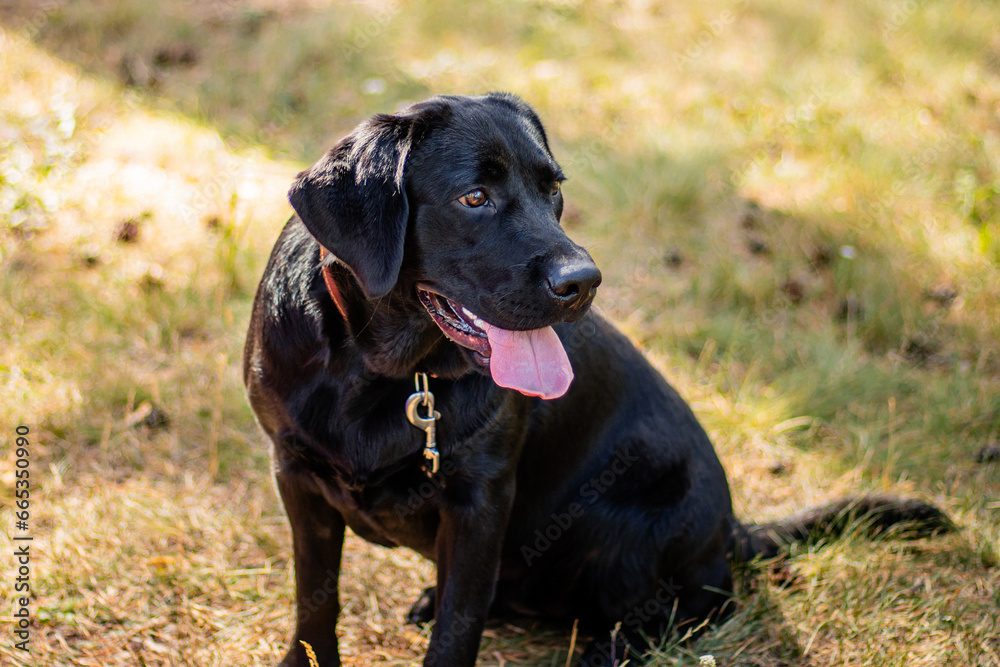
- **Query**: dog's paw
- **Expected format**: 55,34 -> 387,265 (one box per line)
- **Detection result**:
406,585 -> 436,626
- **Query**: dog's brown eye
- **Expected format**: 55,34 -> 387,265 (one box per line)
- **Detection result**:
459,189 -> 488,208
551,182 -> 561,196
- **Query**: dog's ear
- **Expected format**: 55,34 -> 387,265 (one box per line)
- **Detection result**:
289,101 -> 447,299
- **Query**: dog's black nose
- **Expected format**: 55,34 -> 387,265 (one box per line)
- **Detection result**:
547,260 -> 602,309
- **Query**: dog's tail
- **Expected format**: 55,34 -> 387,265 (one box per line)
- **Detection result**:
729,495 -> 955,564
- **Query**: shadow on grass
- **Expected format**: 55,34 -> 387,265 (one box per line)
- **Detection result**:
3,0 -> 523,159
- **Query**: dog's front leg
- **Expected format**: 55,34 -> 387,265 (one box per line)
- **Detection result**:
276,466 -> 347,667
424,479 -> 515,667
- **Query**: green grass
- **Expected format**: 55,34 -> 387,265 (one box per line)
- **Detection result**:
1,0 -> 999,665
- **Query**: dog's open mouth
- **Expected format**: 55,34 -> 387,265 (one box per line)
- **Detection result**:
418,289 -> 492,360
417,286 -> 574,400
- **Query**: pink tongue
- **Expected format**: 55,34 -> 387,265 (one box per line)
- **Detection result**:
482,323 -> 574,400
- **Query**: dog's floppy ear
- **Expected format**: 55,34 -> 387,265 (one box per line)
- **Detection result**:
289,101 -> 447,299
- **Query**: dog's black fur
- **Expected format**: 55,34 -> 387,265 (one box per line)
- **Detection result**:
243,93 -> 952,667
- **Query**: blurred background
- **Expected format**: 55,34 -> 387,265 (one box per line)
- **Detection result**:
0,1 -> 997,665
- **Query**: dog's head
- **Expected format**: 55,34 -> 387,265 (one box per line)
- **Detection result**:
289,93 -> 600,399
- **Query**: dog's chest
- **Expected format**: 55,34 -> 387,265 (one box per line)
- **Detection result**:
305,380 -> 524,548
312,423 -> 462,555
318,374 -> 507,475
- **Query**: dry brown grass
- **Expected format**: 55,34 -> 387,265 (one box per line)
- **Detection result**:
1,1 -> 999,665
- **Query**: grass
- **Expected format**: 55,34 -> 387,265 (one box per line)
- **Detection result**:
0,0 -> 998,665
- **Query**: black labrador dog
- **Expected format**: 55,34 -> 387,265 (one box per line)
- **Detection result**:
243,93 -> 951,667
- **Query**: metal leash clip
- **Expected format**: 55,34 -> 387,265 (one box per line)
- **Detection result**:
405,372 -> 440,475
